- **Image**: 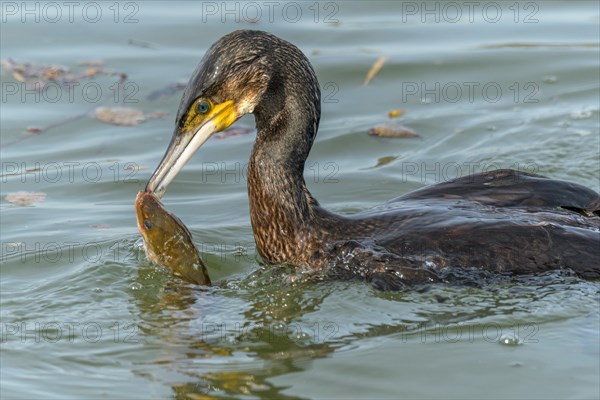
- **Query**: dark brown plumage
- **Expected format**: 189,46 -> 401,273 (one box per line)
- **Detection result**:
146,30 -> 600,289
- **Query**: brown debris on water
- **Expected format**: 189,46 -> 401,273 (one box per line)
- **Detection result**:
11,70 -> 26,82
5,191 -> 47,206
94,107 -> 144,126
364,56 -> 389,86
94,107 -> 167,126
362,155 -> 399,170
388,109 -> 405,118
374,155 -> 398,167
25,127 -> 42,134
368,123 -> 420,138
1,58 -> 124,91
0,58 -> 136,149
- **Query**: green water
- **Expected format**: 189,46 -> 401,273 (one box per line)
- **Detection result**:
1,1 -> 599,399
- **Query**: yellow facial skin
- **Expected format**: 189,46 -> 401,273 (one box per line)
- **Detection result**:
135,191 -> 211,286
145,98 -> 242,198
179,98 -> 237,134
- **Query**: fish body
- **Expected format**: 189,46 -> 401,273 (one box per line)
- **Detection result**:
135,191 -> 211,285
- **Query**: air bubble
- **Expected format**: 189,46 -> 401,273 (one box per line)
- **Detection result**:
570,109 -> 593,120
499,333 -> 522,345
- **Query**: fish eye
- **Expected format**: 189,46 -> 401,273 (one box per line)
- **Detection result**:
143,220 -> 153,229
196,100 -> 211,114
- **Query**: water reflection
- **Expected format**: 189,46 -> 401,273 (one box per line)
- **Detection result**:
130,265 -> 339,398
130,262 -> 599,398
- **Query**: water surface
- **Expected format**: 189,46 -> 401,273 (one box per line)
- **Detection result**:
1,1 -> 599,399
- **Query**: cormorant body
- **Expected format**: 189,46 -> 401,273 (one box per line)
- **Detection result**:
146,30 -> 600,289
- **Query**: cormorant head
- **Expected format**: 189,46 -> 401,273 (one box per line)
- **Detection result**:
146,29 -> 318,197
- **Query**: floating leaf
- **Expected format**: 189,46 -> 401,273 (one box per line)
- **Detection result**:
5,191 -> 46,206
374,155 -> 398,167
11,70 -> 25,82
94,107 -> 145,126
94,107 -> 167,126
362,155 -> 399,170
364,56 -> 389,86
42,68 -> 63,80
1,58 -> 123,91
368,123 -> 420,138
388,109 -> 405,118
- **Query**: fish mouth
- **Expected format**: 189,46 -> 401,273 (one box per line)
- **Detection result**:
135,191 -> 161,232
135,191 -> 150,234
134,191 -> 194,240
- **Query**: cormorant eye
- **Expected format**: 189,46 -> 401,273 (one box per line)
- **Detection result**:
143,220 -> 153,229
196,100 -> 211,114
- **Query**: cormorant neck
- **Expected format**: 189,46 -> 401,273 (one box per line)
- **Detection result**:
253,61 -> 320,173
250,99 -> 317,216
247,67 -> 324,263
